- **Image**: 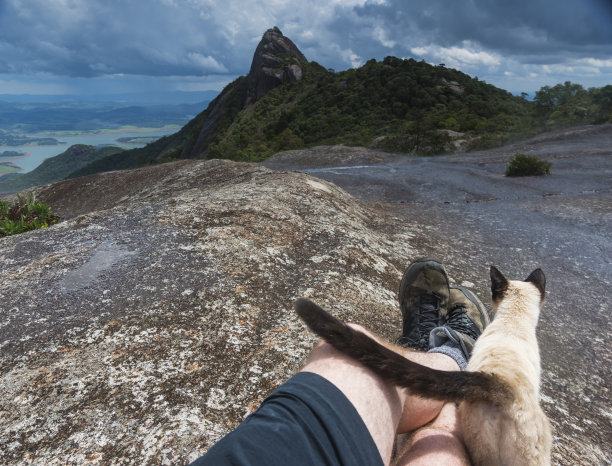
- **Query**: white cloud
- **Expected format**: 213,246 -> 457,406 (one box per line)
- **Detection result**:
475,55 -> 612,95
348,51 -> 363,68
373,26 -> 396,48
578,58 -> 612,68
187,53 -> 228,73
410,47 -> 428,56
331,44 -> 363,68
537,61 -> 605,78
410,41 -> 502,69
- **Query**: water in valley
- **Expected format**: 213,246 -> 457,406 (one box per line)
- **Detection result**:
0,127 -> 177,173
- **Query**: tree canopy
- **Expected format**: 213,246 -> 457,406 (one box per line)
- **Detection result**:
67,58 -> 612,171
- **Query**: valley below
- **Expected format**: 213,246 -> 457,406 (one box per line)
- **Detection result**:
0,126 -> 179,174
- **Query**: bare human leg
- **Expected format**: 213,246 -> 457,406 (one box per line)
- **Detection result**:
300,324 -> 467,466
394,402 -> 470,466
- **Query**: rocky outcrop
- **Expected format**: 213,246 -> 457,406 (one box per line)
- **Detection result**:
244,27 -> 307,106
0,159 -> 416,464
2,127 -> 609,464
264,145 -> 395,170
185,27 -> 307,158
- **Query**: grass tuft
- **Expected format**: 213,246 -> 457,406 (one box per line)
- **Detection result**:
0,193 -> 60,237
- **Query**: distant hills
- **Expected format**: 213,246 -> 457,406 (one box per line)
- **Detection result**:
1,27 -> 610,194
0,91 -> 216,194
0,99 -> 211,133
0,133 -> 61,146
0,90 -> 219,105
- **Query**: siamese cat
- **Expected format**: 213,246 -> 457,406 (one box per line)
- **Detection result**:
296,266 -> 552,466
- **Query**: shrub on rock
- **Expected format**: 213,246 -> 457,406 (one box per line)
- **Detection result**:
505,153 -> 552,177
0,193 -> 59,237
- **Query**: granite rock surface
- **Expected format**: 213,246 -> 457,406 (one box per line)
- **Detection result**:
265,125 -> 612,465
0,160 -> 417,464
2,124 -> 610,464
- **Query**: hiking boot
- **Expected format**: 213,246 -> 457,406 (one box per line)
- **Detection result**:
432,286 -> 490,360
397,258 -> 450,351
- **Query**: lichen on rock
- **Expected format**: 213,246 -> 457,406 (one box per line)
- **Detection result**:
0,159 -> 417,464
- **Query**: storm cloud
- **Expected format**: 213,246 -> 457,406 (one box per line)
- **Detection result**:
0,0 -> 610,93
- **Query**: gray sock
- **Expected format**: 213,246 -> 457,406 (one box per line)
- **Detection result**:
427,326 -> 469,371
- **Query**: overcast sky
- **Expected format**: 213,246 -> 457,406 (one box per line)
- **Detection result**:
0,0 -> 610,97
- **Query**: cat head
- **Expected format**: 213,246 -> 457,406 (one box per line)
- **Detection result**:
490,266 -> 546,309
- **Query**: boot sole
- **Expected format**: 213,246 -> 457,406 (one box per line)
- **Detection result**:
398,257 -> 449,317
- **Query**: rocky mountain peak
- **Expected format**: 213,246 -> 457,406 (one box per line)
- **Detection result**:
244,26 -> 308,106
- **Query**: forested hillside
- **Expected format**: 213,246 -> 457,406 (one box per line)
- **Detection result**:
6,28 -> 610,183
204,57 -> 533,159
534,81 -> 612,128
210,60 -> 611,160
84,56 -> 537,171
84,58 -> 612,173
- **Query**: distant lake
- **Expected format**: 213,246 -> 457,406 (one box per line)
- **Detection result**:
0,128 -> 177,173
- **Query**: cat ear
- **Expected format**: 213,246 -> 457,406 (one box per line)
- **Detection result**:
525,268 -> 546,300
490,266 -> 509,302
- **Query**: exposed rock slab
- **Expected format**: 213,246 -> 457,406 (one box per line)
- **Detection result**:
264,128 -> 612,465
2,124 -> 610,464
265,144 -> 396,170
0,160 -> 418,464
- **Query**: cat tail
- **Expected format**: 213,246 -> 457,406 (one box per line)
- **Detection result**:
296,298 -> 512,407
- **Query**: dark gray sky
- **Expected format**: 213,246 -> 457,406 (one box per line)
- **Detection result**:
0,0 -> 610,96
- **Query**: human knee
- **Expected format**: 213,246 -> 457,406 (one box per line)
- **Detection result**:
305,323 -> 384,368
402,428 -> 468,464
413,427 -> 462,442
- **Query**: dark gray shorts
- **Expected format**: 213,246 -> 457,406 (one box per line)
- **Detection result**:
191,371 -> 383,465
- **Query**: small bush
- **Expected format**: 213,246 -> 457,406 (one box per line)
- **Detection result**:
505,153 -> 552,177
0,193 -> 60,238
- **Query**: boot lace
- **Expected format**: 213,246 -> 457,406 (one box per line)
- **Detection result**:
446,304 -> 479,341
399,294 -> 441,350
417,294 -> 441,331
